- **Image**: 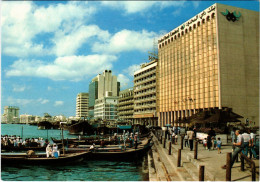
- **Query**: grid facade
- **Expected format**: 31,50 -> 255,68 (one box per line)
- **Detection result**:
118,88 -> 134,122
76,93 -> 89,118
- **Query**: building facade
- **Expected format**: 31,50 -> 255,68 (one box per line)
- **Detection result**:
157,3 -> 259,126
76,93 -> 89,118
118,88 -> 134,123
133,60 -> 158,126
89,70 -> 120,121
94,96 -> 118,121
2,106 -> 20,123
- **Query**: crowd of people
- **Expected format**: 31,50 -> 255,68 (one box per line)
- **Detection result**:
1,135 -> 49,148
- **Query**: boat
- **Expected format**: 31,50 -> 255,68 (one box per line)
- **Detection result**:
1,145 -> 46,152
1,151 -> 89,165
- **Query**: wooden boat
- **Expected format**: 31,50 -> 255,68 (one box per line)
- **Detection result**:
1,151 -> 89,165
1,145 -> 46,152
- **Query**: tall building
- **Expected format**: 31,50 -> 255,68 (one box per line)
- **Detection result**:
118,88 -> 134,123
133,59 -> 158,126
157,3 -> 259,126
2,106 -> 20,123
76,93 -> 89,118
89,70 -> 120,121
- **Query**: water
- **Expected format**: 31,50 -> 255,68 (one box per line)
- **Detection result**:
1,124 -> 149,181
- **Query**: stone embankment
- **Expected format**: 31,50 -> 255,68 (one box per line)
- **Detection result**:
148,132 -> 259,181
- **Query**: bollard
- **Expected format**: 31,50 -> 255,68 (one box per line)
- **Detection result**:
168,141 -> 172,155
251,162 -> 256,181
163,137 -> 166,148
241,156 -> 244,171
181,136 -> 184,150
226,152 -> 231,181
194,141 -> 198,159
172,136 -> 175,145
160,135 -> 163,144
199,165 -> 205,181
177,149 -> 181,167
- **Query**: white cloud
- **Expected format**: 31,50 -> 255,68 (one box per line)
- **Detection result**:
124,64 -> 141,77
47,86 -> 52,91
5,55 -> 117,81
101,1 -> 186,14
12,85 -> 27,92
53,25 -> 110,56
92,29 -> 157,54
2,1 -> 96,57
38,98 -> 49,104
117,74 -> 131,89
54,101 -> 64,107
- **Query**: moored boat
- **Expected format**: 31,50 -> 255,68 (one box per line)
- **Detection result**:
1,151 -> 89,165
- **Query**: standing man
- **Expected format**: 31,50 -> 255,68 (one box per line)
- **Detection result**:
242,130 -> 250,157
187,128 -> 194,151
222,130 -> 244,169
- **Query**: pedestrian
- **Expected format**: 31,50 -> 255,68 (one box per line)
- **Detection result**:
207,134 -> 211,151
172,132 -> 176,144
203,138 -> 207,149
242,130 -> 250,157
249,130 -> 258,159
184,134 -> 189,147
46,144 -> 52,158
187,128 -> 194,151
230,128 -> 236,152
52,143 -> 59,158
222,130 -> 244,169
217,137 -> 222,154
134,133 -> 138,149
175,134 -> 178,144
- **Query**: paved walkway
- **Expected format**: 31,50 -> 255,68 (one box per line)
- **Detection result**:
149,132 -> 259,181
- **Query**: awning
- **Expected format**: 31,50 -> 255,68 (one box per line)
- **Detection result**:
117,125 -> 132,130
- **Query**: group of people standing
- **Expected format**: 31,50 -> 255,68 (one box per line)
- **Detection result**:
1,135 -> 48,148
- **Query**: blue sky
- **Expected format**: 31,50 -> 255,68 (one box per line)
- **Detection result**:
1,1 -> 259,117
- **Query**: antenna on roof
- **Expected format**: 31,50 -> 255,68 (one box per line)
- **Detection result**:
148,38 -> 158,61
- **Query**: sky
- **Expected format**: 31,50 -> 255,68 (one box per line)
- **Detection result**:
1,1 -> 259,117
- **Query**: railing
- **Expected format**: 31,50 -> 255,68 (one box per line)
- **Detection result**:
240,153 -> 256,181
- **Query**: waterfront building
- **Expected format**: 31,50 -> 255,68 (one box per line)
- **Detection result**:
94,95 -> 118,121
2,106 -> 20,124
157,3 -> 259,126
90,70 -> 120,121
76,93 -> 89,119
118,88 -> 134,123
133,59 -> 158,126
88,80 -> 98,120
20,114 -> 36,124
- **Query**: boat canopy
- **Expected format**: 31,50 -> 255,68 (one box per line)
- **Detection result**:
117,125 -> 132,130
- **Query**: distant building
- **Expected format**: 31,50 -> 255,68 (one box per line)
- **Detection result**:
157,3 -> 259,126
118,88 -> 134,123
94,96 -> 118,121
133,59 -> 158,126
20,114 -> 35,124
2,106 -> 20,124
76,93 -> 89,118
89,70 -> 120,121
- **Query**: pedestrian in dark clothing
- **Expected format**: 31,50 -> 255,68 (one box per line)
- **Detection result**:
207,134 -> 212,151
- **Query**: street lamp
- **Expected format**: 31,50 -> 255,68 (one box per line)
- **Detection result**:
60,122 -> 67,155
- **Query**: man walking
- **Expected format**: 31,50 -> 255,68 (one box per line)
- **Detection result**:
187,128 -> 194,151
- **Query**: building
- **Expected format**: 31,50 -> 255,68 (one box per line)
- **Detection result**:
89,70 -> 120,121
2,106 -> 20,123
157,3 -> 259,127
133,59 -> 158,126
20,114 -> 36,124
76,93 -> 89,118
118,88 -> 134,123
94,96 -> 118,121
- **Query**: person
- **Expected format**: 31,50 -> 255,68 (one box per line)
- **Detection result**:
184,134 -> 189,147
134,133 -> 138,149
203,138 -> 207,149
46,144 -> 52,158
249,130 -> 258,159
242,130 -> 250,157
175,134 -> 178,144
172,132 -> 176,144
193,127 -> 197,139
222,130 -> 244,169
52,143 -> 59,158
230,128 -> 236,152
207,134 -> 211,151
217,137 -> 222,154
90,143 -> 95,151
212,137 -> 216,150
187,128 -> 194,151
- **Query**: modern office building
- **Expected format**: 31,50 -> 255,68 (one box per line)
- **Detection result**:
118,88 -> 134,123
76,93 -> 89,118
133,59 -> 158,126
157,3 -> 259,126
2,106 -> 20,123
89,70 -> 120,121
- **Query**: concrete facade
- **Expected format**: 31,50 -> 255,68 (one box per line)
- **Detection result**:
134,60 -> 158,126
118,88 -> 134,123
157,3 -> 259,127
2,106 -> 20,123
94,96 -> 118,121
76,93 -> 89,118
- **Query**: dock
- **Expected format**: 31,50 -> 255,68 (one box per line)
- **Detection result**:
148,132 -> 259,181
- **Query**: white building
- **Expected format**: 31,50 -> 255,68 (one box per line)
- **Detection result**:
20,114 -> 36,124
76,93 -> 89,118
2,106 -> 20,124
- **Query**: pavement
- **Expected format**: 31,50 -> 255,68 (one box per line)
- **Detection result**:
149,132 -> 259,181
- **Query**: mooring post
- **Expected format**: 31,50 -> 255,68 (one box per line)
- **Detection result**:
168,141 -> 172,155
251,162 -> 256,181
160,135 -> 163,144
226,152 -> 231,181
172,136 -> 175,145
241,156 -> 244,171
163,137 -> 166,148
181,136 -> 184,150
177,149 -> 181,167
194,141 -> 198,159
199,165 -> 205,181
